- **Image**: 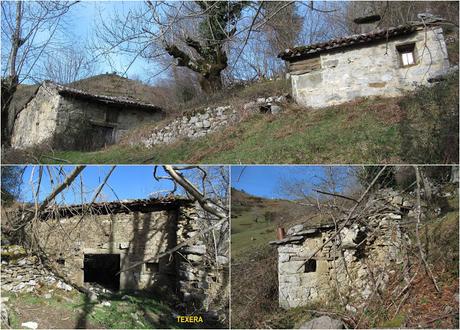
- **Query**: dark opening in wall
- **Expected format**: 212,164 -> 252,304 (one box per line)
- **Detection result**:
56,259 -> 65,265
145,262 -> 159,273
84,254 -> 120,291
304,259 -> 317,273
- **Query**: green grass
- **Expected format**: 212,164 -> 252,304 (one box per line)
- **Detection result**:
5,73 -> 457,164
41,98 -> 401,164
3,289 -> 182,329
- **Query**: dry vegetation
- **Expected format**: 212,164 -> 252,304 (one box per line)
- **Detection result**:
231,176 -> 459,329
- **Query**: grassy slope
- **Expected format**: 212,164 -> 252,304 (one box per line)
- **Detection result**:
5,71 -> 457,164
2,288 -> 180,329
230,188 -> 301,259
39,96 -> 402,164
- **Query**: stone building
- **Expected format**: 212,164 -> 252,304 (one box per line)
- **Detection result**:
279,19 -> 451,108
27,197 -> 222,308
11,81 -> 165,150
270,189 -> 414,309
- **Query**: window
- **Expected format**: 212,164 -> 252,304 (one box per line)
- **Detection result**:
56,258 -> 65,265
304,259 -> 317,273
145,262 -> 159,273
397,43 -> 416,67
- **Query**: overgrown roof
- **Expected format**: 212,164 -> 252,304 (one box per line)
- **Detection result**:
278,21 -> 440,62
44,81 -> 165,113
38,197 -> 195,219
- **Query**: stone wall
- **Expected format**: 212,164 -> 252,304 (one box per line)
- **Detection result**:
291,27 -> 450,108
273,189 -> 415,309
138,95 -> 288,148
32,200 -> 217,310
11,85 -> 61,148
11,82 -> 164,150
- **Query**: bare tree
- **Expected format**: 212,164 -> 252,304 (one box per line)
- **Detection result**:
1,1 -> 78,146
41,45 -> 95,84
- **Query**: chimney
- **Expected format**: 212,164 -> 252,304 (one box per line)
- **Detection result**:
353,5 -> 381,33
276,226 -> 286,240
354,15 -> 382,33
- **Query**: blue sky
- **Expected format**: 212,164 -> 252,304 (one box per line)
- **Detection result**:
68,1 -> 151,79
19,165 -> 181,204
231,166 -> 338,200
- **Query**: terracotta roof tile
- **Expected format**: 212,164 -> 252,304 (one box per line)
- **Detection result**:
279,24 -> 419,61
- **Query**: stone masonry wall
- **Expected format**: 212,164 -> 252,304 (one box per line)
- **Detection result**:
11,82 -> 163,150
11,85 -> 61,149
276,189 -> 415,309
291,27 -> 450,108
32,202 -> 216,310
35,209 -> 176,290
138,95 -> 288,148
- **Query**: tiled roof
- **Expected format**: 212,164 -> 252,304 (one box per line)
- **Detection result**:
44,81 -> 164,113
279,24 -> 418,61
37,197 -> 194,219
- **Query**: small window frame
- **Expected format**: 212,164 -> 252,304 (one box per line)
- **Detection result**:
304,259 -> 317,273
396,43 -> 418,68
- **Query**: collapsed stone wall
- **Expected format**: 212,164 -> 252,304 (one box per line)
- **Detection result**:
138,95 -> 289,148
273,188 -> 416,309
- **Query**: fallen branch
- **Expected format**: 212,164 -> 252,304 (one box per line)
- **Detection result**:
296,166 -> 388,271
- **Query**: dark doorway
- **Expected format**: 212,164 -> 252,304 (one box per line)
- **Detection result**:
84,254 -> 120,291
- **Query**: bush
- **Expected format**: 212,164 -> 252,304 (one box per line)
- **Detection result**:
399,72 -> 459,163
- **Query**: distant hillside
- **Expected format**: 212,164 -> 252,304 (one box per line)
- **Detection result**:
68,74 -> 172,109
231,188 -> 312,258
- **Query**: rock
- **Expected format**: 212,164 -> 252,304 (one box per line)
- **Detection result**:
256,97 -> 266,104
186,254 -> 202,263
391,195 -> 403,205
276,95 -> 287,103
27,280 -> 37,286
298,316 -> 344,329
119,242 -> 129,249
243,101 -> 256,110
270,105 -> 282,114
203,120 -> 211,129
22,321 -> 38,329
44,293 -> 52,299
0,297 -> 9,303
216,256 -> 228,265
346,304 -> 357,313
56,281 -> 72,291
121,295 -> 130,301
89,292 -> 98,303
287,224 -> 304,236
189,116 -> 197,124
182,245 -> 206,255
101,301 -> 111,307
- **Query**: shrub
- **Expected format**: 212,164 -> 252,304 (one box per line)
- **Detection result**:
399,72 -> 459,163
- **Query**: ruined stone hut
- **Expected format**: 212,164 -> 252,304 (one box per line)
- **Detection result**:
279,19 -> 451,108
270,189 -> 415,309
24,198 -> 219,308
11,81 -> 165,150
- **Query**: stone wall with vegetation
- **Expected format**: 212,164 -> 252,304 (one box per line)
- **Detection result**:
273,188 -> 418,309
291,27 -> 450,108
30,200 -> 216,309
138,95 -> 288,148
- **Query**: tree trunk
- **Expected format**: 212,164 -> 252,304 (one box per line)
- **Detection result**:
199,74 -> 223,94
1,77 -> 18,147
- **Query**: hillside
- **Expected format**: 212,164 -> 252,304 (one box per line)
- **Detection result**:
231,183 -> 459,329
231,188 -> 311,259
67,74 -> 173,110
3,72 -> 458,165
